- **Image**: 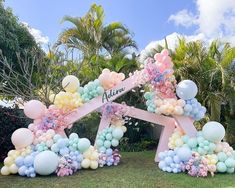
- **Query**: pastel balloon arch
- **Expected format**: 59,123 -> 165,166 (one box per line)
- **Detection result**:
1,49 -> 234,178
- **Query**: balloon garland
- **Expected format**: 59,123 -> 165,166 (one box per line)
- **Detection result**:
1,49 -> 234,178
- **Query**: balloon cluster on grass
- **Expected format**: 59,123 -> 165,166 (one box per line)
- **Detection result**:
158,147 -> 192,173
98,149 -> 121,167
158,121 -> 235,177
96,127 -> 125,153
79,79 -> 104,102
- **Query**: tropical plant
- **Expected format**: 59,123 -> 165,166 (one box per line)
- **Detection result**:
56,4 -> 137,60
172,39 -> 235,144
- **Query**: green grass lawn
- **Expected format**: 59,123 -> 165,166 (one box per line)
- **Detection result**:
1,151 -> 235,188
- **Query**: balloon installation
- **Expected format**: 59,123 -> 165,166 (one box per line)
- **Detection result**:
1,49 -> 234,178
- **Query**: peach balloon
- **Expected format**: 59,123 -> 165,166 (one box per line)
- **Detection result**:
11,128 -> 34,149
24,100 -> 46,119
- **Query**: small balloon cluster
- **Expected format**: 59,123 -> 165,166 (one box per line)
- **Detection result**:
98,149 -> 121,167
79,79 -> 104,102
24,100 -> 71,134
183,98 -> 207,120
98,68 -> 125,90
158,121 -> 235,177
94,103 -> 127,167
183,152 -> 209,177
139,49 -> 206,120
50,75 -> 83,110
96,127 -> 125,153
100,102 -> 129,121
15,151 -> 38,177
158,147 -> 191,173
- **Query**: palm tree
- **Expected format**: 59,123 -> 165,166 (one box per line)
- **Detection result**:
56,4 -> 137,60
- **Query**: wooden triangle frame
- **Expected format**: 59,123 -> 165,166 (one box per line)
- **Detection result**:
65,71 -> 197,162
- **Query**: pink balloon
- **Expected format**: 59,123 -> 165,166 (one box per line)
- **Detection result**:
28,123 -> 35,131
154,53 -> 162,62
161,49 -> 169,56
24,100 -> 46,119
11,128 -> 34,149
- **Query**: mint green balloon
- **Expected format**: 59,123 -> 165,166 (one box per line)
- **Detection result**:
187,138 -> 197,148
111,139 -> 119,147
182,135 -> 189,143
34,151 -> 58,175
225,158 -> 235,168
112,128 -> 124,140
105,133 -> 112,140
197,136 -> 204,143
104,140 -> 111,148
99,146 -> 106,153
203,140 -> 209,146
96,139 -> 103,147
217,162 -> 227,173
209,143 -> 216,151
77,138 -> 91,152
203,146 -> 209,151
197,147 -> 206,155
218,152 -> 227,162
227,167 -> 235,173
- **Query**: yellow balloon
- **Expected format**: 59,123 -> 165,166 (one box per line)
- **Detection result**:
90,152 -> 99,160
9,164 -> 18,174
7,150 -> 16,156
62,75 -> 80,93
81,159 -> 91,169
1,166 -> 10,175
4,157 -> 13,166
90,161 -> 98,169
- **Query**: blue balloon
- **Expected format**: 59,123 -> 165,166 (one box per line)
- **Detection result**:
57,139 -> 66,148
158,161 -> 166,169
18,166 -> 27,176
158,152 -> 166,160
51,144 -> 59,153
15,156 -> 24,167
24,156 -> 34,167
173,156 -> 180,164
167,150 -> 175,157
164,157 -> 173,165
176,80 -> 198,100
59,147 -> 69,155
106,148 -> 113,156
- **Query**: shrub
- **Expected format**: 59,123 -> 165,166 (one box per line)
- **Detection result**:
0,107 -> 31,161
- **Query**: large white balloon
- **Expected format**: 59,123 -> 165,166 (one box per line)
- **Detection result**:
176,80 -> 198,100
11,128 -> 34,149
202,121 -> 225,143
34,151 -> 58,175
62,75 -> 80,93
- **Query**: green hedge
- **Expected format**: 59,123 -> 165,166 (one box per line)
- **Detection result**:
0,107 -> 31,162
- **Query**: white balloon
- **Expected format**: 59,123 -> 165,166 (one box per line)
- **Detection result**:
176,80 -> 198,100
62,75 -> 80,93
34,151 -> 58,175
202,121 -> 225,143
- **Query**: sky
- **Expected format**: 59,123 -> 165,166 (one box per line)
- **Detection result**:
4,0 -> 235,51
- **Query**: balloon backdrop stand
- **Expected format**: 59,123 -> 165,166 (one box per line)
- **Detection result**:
1,49 -> 234,178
